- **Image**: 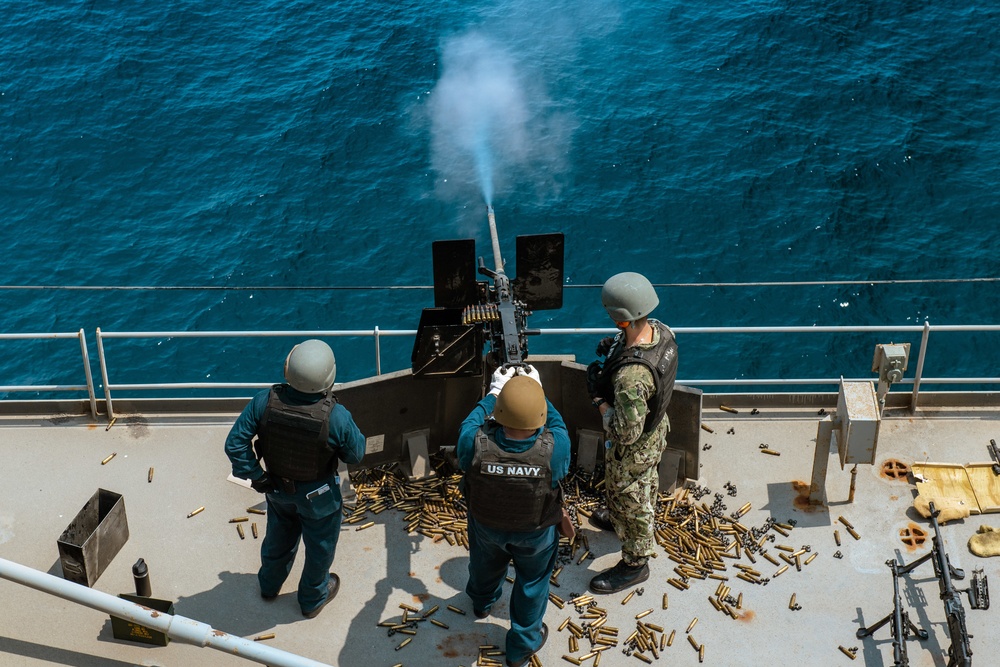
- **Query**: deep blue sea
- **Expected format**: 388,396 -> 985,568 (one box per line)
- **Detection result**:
3,1 -> 999,394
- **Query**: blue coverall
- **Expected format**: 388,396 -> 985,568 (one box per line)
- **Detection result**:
225,384 -> 366,614
458,394 -> 571,664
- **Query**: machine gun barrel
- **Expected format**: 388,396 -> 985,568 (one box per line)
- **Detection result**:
486,205 -> 504,277
890,561 -> 910,667
927,502 -> 973,667
477,206 -> 530,369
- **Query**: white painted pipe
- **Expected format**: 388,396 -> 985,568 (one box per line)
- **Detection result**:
0,557 -> 334,667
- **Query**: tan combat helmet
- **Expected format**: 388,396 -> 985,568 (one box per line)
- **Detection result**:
494,375 -> 547,430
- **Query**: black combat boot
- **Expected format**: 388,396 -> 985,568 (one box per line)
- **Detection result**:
589,507 -> 615,532
507,623 -> 548,667
302,573 -> 340,618
588,559 -> 649,594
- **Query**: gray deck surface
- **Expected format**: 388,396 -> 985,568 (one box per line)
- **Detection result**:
1,402 -> 998,667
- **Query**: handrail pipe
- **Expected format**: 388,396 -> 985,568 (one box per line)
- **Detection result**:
0,556 -> 334,667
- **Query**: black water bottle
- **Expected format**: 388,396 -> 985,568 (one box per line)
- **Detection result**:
132,558 -> 152,597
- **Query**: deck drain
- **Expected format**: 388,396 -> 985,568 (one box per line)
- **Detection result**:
900,526 -> 927,547
881,459 -> 910,480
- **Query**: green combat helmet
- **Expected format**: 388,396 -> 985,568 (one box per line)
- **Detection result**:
283,339 -> 337,394
601,272 -> 659,323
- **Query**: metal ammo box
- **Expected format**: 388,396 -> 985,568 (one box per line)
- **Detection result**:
57,488 -> 129,587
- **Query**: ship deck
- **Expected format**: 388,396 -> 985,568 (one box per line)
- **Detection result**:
1,399 -> 998,667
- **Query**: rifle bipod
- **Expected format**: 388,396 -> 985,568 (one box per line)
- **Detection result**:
858,503 -> 986,667
857,559 -> 928,667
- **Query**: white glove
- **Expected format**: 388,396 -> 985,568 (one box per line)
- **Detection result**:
488,366 -> 517,396
518,364 -> 542,388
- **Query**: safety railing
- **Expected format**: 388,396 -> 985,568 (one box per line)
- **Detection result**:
3,322 -> 1000,420
94,327 -> 417,420
0,330 -> 99,419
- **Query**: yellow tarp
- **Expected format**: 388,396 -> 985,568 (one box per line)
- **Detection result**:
911,462 -> 1000,523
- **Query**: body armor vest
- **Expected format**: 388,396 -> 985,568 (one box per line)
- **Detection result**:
254,384 -> 337,482
596,320 -> 678,434
466,422 -> 562,532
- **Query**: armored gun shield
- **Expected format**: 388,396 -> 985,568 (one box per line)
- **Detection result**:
410,228 -> 564,377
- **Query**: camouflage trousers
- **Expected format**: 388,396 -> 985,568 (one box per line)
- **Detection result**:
605,420 -> 669,566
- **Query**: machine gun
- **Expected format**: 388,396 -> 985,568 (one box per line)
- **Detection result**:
924,503 -> 974,667
988,438 -> 1000,475
411,205 -> 564,378
858,502 -> 988,667
856,559 -> 928,667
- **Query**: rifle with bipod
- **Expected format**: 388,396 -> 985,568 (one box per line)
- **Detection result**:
857,559 -> 928,667
857,502 -> 989,666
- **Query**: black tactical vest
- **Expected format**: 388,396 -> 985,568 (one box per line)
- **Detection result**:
254,384 -> 337,482
596,320 -> 678,434
465,422 -> 562,532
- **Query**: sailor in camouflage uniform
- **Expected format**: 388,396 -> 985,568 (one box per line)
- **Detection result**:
586,272 -> 678,594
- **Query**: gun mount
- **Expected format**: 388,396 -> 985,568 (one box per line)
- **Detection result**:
411,206 -> 564,378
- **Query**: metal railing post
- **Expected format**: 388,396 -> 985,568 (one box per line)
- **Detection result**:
77,329 -> 98,421
910,320 -> 931,413
95,328 -> 115,422
374,326 -> 381,376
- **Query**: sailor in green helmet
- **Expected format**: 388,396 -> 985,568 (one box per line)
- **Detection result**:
225,339 -> 366,618
586,272 -> 678,594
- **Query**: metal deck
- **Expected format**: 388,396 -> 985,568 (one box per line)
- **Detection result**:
1,397 -> 998,667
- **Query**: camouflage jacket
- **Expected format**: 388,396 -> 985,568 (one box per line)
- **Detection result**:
602,326 -> 670,448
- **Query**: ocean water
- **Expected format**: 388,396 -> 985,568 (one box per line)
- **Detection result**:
2,1 -> 999,393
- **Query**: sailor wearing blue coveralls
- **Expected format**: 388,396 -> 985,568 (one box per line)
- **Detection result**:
225,339 -> 366,619
458,366 -> 570,667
